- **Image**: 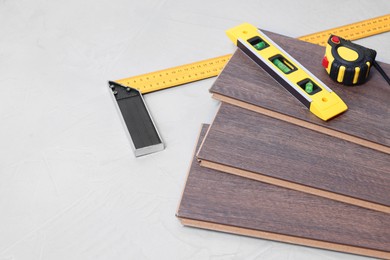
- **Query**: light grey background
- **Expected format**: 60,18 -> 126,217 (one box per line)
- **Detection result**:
0,1 -> 389,259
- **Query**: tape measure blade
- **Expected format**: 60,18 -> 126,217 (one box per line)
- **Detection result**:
298,14 -> 390,46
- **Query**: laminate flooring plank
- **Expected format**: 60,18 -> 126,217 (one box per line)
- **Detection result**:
177,124 -> 390,259
196,103 -> 390,213
210,31 -> 390,152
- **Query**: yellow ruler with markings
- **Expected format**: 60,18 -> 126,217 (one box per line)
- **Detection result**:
116,54 -> 231,94
115,14 -> 390,94
299,14 -> 390,46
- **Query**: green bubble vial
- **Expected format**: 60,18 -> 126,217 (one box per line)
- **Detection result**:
305,81 -> 314,93
253,41 -> 266,50
273,58 -> 291,73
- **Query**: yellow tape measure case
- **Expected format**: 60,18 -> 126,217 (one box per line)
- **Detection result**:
322,35 -> 377,85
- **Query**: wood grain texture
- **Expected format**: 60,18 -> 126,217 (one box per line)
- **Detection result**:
196,103 -> 390,212
210,31 -> 390,150
212,93 -> 390,154
177,125 -> 390,259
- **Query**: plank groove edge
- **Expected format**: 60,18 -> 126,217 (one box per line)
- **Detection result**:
178,218 -> 390,260
196,103 -> 390,212
212,93 -> 390,155
199,159 -> 390,214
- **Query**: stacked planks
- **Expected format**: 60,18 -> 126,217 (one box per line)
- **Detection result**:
177,31 -> 390,259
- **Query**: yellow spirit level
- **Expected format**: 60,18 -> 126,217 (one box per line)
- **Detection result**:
226,23 -> 348,121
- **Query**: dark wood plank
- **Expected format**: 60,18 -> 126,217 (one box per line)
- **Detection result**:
210,31 -> 390,150
177,124 -> 390,259
196,103 -> 390,212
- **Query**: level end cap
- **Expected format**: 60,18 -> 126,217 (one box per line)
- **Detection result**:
309,93 -> 348,121
226,22 -> 257,45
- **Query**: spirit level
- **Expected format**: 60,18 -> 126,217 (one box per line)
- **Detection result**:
108,81 -> 164,157
226,23 -> 348,121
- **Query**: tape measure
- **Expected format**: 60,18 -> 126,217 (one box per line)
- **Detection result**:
322,35 -> 377,85
226,23 -> 348,121
115,14 -> 390,94
322,35 -> 390,86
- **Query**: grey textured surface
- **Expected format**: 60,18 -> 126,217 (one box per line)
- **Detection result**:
0,0 -> 389,259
